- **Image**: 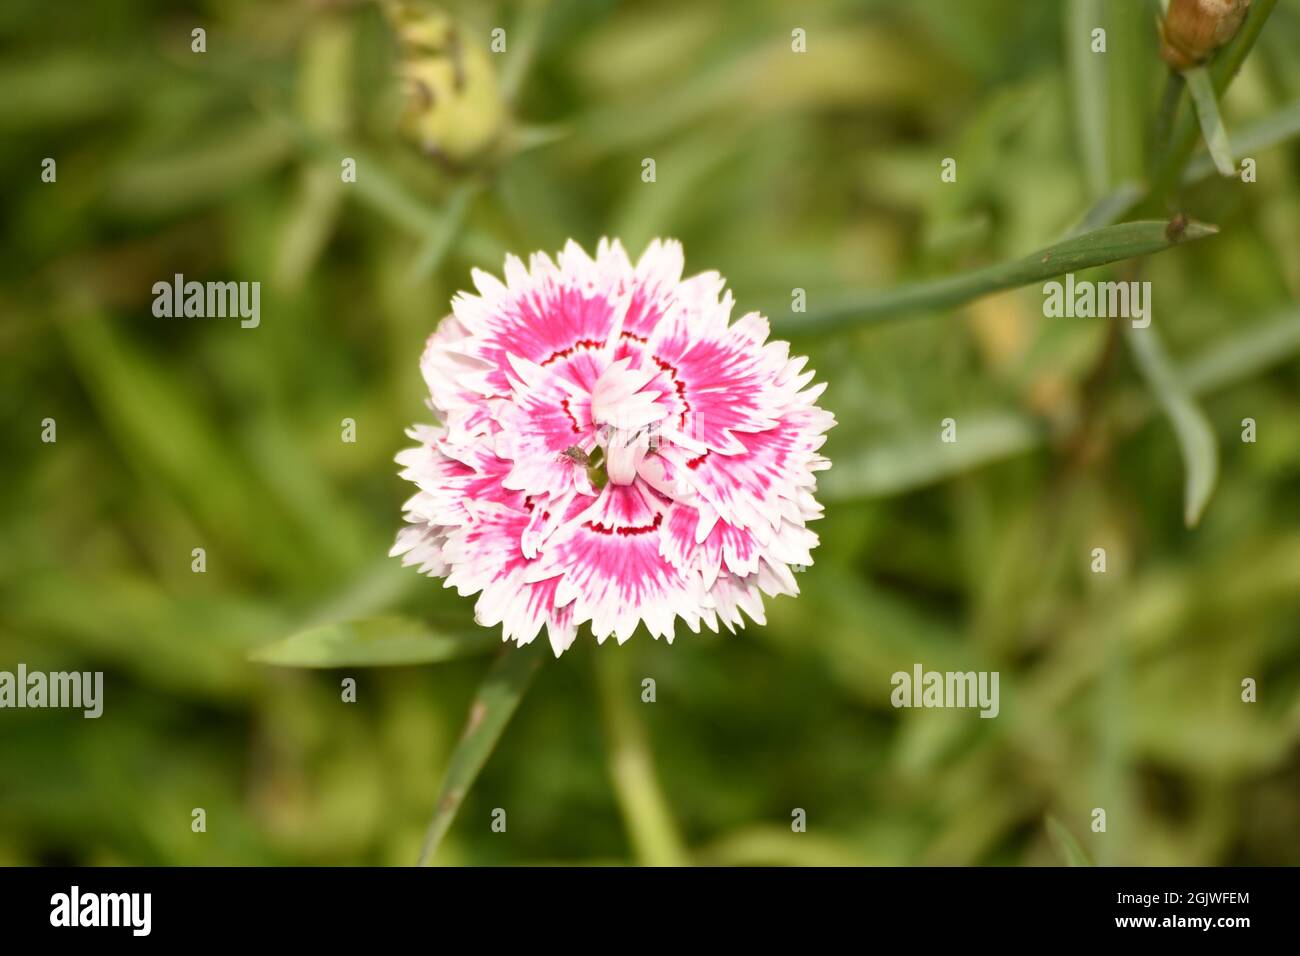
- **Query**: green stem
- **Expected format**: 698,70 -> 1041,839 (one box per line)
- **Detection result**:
1075,98 -> 1300,232
1144,0 -> 1279,210
593,649 -> 688,866
1149,69 -> 1184,180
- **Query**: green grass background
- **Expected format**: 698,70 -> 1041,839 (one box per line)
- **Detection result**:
1,0 -> 1298,865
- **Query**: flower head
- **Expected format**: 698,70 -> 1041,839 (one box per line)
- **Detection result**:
392,239 -> 834,655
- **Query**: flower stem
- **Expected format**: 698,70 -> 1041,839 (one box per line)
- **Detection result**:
1144,0 -> 1279,210
593,649 -> 688,866
1149,69 -> 1185,180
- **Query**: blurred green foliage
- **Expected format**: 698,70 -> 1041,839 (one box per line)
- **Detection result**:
1,0 -> 1299,866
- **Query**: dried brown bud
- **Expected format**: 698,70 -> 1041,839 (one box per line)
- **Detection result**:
1160,0 -> 1252,70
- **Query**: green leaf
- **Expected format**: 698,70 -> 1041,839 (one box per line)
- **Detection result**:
1067,182 -> 1144,236
250,615 -> 496,668
1184,100 -> 1300,184
1184,66 -> 1236,178
106,119 -> 295,217
406,181 -> 481,284
1070,100 -> 1300,233
54,306 -> 305,583
1123,323 -> 1220,528
1065,0 -> 1110,200
418,642 -> 545,864
825,310 -> 1300,502
499,0 -> 548,105
256,101 -> 502,261
1104,0 -> 1148,186
779,219 -> 1218,337
508,122 -> 572,155
1046,816 -> 1095,866
1182,308 -> 1300,393
822,412 -> 1044,502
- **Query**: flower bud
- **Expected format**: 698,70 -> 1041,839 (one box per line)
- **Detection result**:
382,1 -> 505,163
1160,0 -> 1252,70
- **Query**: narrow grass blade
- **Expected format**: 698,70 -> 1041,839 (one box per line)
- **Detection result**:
418,643 -> 544,865
499,0 -> 548,104
274,164 -> 345,290
258,102 -> 479,243
54,305 -> 299,581
1123,323 -> 1220,527
780,219 -> 1217,336
1182,309 -> 1300,393
1046,815 -> 1095,866
1184,66 -> 1236,177
822,412 -> 1043,501
406,181 -> 481,284
106,120 -> 295,217
346,148 -> 445,236
1075,101 -> 1300,229
249,616 -> 496,668
509,122 -> 571,154
1066,0 -> 1109,200
1067,181 -> 1144,236
1184,100 -> 1300,184
826,310 -> 1300,502
1105,0 -> 1148,186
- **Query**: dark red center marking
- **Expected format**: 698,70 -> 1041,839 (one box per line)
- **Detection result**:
583,513 -> 663,536
541,338 -> 603,366
560,396 -> 583,434
651,356 -> 691,429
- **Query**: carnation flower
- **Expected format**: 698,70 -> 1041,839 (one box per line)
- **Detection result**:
391,239 -> 834,655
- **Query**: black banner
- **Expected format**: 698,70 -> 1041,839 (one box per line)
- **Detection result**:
0,866 -> 1280,942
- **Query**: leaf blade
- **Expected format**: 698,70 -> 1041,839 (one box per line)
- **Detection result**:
1065,0 -> 1110,200
406,180 -> 481,284
824,309 -> 1300,502
249,615 -> 496,668
779,219 -> 1217,337
418,643 -> 544,864
1184,100 -> 1300,184
1046,815 -> 1096,867
1184,65 -> 1236,177
1123,323 -> 1220,527
822,411 -> 1044,501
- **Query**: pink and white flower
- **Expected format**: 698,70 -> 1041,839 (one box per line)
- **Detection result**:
392,238 -> 834,656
